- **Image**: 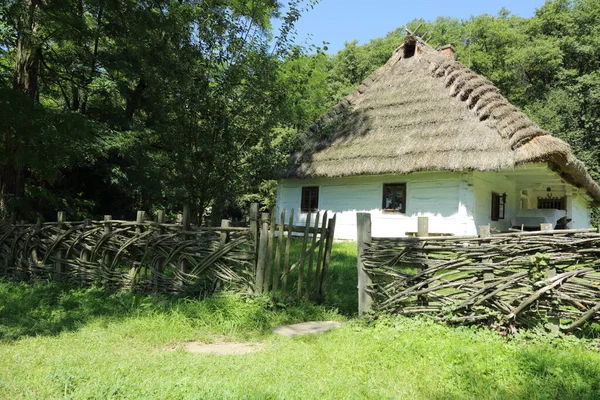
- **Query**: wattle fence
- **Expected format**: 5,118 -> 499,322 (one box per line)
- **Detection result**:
0,205 -> 336,300
357,213 -> 600,333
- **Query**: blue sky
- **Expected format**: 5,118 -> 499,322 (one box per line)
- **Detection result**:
288,0 -> 547,53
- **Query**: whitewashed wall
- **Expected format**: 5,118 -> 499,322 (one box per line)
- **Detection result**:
472,172 -> 519,232
569,192 -> 591,228
277,168 -> 594,240
276,172 -> 476,240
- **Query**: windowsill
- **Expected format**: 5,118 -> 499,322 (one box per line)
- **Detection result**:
382,209 -> 405,214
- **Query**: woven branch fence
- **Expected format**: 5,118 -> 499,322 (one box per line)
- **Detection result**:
0,210 -> 255,295
357,213 -> 600,333
0,205 -> 337,300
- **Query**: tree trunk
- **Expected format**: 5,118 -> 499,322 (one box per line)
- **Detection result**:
12,0 -> 42,101
1,0 -> 43,218
0,164 -> 25,219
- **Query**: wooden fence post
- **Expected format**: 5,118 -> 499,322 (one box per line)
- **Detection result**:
540,222 -> 559,332
80,218 -> 91,285
282,208 -> 294,294
357,212 -> 373,316
136,211 -> 145,234
479,225 -> 494,282
305,211 -> 320,299
55,211 -> 65,280
255,212 -> 269,294
30,216 -> 42,280
102,215 -> 112,284
249,203 -> 259,272
220,219 -> 230,245
319,214 -> 336,298
179,205 -> 191,277
313,211 -> 328,298
298,212 -> 312,298
478,225 -> 491,238
273,209 -> 285,292
263,210 -> 275,293
417,216 -> 429,237
153,210 -> 165,291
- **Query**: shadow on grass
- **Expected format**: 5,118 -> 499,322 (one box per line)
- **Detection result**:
0,277 -> 340,343
0,280 -> 158,342
445,346 -> 600,399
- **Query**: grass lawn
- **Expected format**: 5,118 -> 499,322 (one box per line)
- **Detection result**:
1,242 -> 600,399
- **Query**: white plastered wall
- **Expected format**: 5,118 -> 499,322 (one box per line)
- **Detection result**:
472,171 -> 519,232
276,172 -> 478,240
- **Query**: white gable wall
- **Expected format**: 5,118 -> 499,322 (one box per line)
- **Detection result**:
277,172 -> 476,240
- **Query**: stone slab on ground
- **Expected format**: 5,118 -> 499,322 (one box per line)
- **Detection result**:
272,321 -> 343,337
164,339 -> 263,355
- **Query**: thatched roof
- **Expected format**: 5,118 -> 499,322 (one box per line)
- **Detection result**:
286,36 -> 600,203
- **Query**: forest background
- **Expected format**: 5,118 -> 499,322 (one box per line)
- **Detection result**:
1,0 -> 598,225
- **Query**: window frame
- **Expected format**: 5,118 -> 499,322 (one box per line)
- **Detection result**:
382,183 -> 407,213
300,186 -> 319,213
491,192 -> 506,221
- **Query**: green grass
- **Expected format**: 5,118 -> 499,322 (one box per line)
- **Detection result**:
1,242 -> 600,399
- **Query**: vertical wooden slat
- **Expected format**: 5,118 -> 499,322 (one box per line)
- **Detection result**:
179,205 -> 191,277
282,208 -> 294,294
357,213 -> 372,316
305,211 -> 320,300
263,210 -> 276,293
55,211 -> 65,280
313,211 -> 328,297
297,212 -> 311,298
80,218 -> 91,285
102,215 -> 112,284
255,213 -> 269,294
154,210 -> 165,291
249,203 -> 259,272
30,216 -> 42,280
273,209 -> 285,292
319,214 -> 336,297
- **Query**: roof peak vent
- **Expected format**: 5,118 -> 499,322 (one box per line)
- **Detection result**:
403,36 -> 417,58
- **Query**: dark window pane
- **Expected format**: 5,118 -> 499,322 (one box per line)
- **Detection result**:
382,183 -> 406,213
301,186 -> 319,213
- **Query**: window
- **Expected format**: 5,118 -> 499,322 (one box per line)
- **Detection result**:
382,183 -> 406,213
537,196 -> 565,210
491,192 -> 506,221
301,186 -> 319,213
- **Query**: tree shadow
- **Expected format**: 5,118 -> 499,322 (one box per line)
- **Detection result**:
430,343 -> 600,399
0,279 -> 165,342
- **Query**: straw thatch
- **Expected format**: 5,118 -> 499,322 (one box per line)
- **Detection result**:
286,36 -> 600,203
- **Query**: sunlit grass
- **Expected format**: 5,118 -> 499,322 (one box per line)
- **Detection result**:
0,242 -> 599,399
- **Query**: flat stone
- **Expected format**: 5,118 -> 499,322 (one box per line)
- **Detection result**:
272,321 -> 343,337
165,340 -> 263,355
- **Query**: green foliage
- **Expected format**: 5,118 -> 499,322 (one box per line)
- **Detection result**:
3,0 -> 600,224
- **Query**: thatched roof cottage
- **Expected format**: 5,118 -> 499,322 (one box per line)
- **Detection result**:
277,36 -> 600,240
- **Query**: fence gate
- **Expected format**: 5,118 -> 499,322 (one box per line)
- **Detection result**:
252,206 -> 337,301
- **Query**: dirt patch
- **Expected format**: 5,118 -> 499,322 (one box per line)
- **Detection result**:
164,339 -> 264,355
